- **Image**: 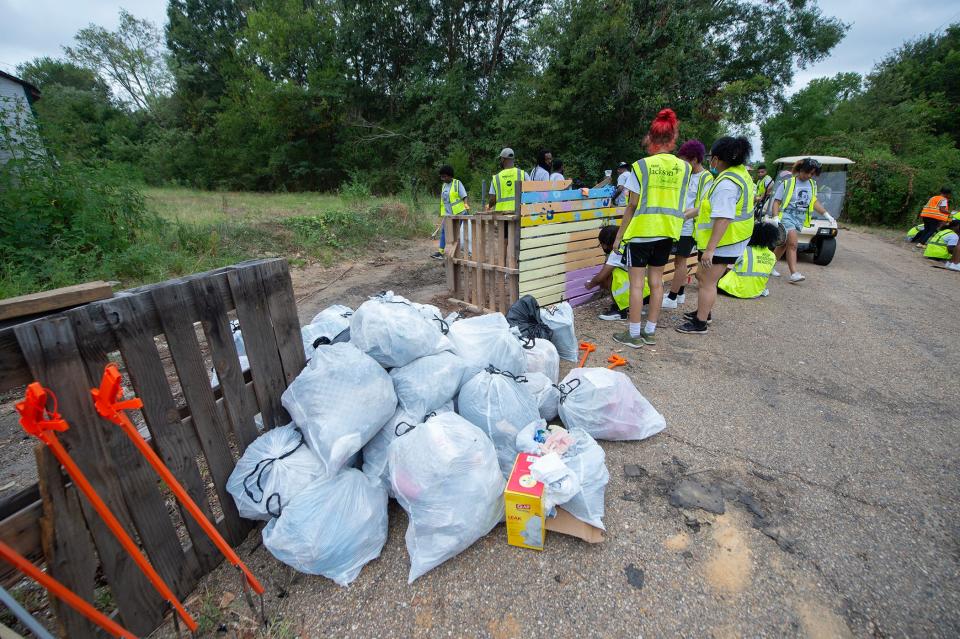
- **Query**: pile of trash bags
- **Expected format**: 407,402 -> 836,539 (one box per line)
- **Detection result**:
226,291 -> 666,587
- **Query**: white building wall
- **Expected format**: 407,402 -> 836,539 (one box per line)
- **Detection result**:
0,76 -> 39,164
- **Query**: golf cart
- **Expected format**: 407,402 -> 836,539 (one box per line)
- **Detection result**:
766,155 -> 854,266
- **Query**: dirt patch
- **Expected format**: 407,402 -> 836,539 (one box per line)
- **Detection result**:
664,531 -> 691,551
704,513 -> 753,594
795,599 -> 853,639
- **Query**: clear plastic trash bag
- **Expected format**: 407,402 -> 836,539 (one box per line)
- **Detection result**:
558,367 -> 666,441
457,366 -> 541,475
302,305 -> 353,357
448,313 -> 526,375
525,372 -> 560,421
281,342 -> 397,474
540,303 -> 578,362
519,336 -> 559,384
262,468 -> 388,586
516,421 -> 609,529
226,424 -> 326,521
350,291 -> 442,368
388,412 -> 505,583
390,351 -> 471,416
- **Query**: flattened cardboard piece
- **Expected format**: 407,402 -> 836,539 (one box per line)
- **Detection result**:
546,507 -> 604,543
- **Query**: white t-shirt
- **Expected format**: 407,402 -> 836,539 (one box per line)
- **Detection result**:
707,178 -> 749,258
621,168 -> 665,244
615,171 -> 630,206
549,172 -> 565,181
441,180 -> 468,215
944,230 -> 959,248
605,250 -> 627,268
529,166 -> 551,181
773,178 -> 814,218
488,170 -> 530,194
681,170 -> 708,237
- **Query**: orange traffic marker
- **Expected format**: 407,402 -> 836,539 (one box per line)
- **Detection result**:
578,342 -> 597,368
0,540 -> 136,639
15,383 -> 198,632
92,364 -> 265,606
607,354 -> 627,369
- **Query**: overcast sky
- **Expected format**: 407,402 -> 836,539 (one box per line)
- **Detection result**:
1,0 -> 958,157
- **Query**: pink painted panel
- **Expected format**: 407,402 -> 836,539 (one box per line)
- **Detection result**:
565,265 -> 602,306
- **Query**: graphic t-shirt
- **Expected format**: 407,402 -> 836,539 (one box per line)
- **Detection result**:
773,179 -> 814,218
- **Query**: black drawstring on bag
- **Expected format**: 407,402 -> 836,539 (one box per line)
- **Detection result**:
557,378 -> 581,405
312,336 -> 332,349
395,421 -> 417,437
485,364 -> 528,383
243,427 -> 306,518
520,336 -> 536,350
432,314 -> 450,335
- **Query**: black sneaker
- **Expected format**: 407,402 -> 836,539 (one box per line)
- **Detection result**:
430,251 -> 444,260
599,305 -> 629,321
683,310 -> 712,324
676,319 -> 708,334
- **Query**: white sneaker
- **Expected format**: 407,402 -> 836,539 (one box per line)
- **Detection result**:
661,293 -> 678,309
676,293 -> 685,304
789,272 -> 805,283
772,269 -> 781,277
759,288 -> 770,297
947,262 -> 960,271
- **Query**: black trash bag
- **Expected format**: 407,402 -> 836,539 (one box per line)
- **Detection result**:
506,295 -> 554,340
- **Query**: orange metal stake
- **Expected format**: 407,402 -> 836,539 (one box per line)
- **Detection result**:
0,540 -> 137,639
577,341 -> 597,368
15,383 -> 198,632
92,364 -> 265,597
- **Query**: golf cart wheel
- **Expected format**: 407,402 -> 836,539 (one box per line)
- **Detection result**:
813,237 -> 837,265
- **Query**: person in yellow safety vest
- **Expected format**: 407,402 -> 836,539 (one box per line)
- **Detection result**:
663,139 -> 713,310
586,226 -> 651,320
914,187 -> 952,245
754,163 -> 773,204
770,157 -> 834,284
676,136 -> 755,334
609,108 -> 691,348
718,222 -> 779,298
922,220 -> 960,271
905,222 -> 925,242
488,148 -> 529,212
431,165 -> 469,260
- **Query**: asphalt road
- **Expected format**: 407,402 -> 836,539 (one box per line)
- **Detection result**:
154,229 -> 959,638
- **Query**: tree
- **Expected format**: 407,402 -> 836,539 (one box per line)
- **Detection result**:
64,9 -> 173,113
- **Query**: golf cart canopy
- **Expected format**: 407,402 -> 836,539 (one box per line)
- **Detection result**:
774,155 -> 855,167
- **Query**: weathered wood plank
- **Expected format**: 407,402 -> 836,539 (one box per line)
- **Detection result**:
15,319 -> 164,635
520,217 -> 621,239
521,186 -> 615,204
151,284 -> 247,546
520,180 -> 572,192
102,294 -> 218,575
0,282 -> 113,322
520,281 -> 567,299
35,448 -> 99,639
519,238 -> 598,261
519,229 -> 599,250
256,260 -> 305,386
521,246 -> 605,270
0,501 -> 42,589
521,207 -> 621,227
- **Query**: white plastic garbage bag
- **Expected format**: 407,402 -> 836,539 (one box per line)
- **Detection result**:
302,305 -> 352,356
350,291 -> 442,368
525,372 -> 560,421
530,452 -> 581,513
411,302 -> 455,353
262,469 -> 387,586
388,412 -> 505,583
211,320 -> 250,387
361,407 -> 419,493
540,303 -> 577,361
390,351 -> 471,415
457,367 -> 541,475
226,424 -> 326,521
520,337 -> 560,384
448,313 -> 526,375
281,342 -> 397,474
558,367 -> 666,441
515,421 -> 609,529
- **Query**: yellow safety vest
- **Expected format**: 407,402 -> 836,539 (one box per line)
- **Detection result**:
611,267 -> 649,311
693,170 -> 714,208
755,175 -> 772,198
695,164 -> 755,250
493,168 -> 523,213
622,153 -> 691,242
440,178 -> 467,217
923,229 -> 957,260
718,246 -> 776,298
906,223 -> 924,241
779,177 -> 818,227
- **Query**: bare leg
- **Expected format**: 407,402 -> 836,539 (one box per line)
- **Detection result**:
628,267 -> 646,325
669,254 -> 687,294
646,266 -> 665,323
785,230 -> 799,274
696,263 -> 727,322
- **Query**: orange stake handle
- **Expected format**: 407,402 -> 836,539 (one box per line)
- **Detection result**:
92,364 -> 265,596
0,540 -> 136,639
16,383 -> 198,632
577,341 -> 597,368
607,354 -> 627,369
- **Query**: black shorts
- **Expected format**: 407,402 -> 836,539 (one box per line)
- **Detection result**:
624,238 -> 673,268
675,236 -> 696,256
698,251 -> 739,265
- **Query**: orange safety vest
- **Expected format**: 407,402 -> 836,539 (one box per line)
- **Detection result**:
921,195 -> 950,222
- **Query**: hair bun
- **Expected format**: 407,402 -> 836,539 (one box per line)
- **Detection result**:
655,108 -> 678,126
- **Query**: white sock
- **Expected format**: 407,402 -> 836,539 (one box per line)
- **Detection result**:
629,322 -> 642,338
644,321 -> 656,334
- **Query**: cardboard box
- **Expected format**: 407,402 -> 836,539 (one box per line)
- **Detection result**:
504,453 -> 545,550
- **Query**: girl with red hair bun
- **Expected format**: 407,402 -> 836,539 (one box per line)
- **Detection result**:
610,108 -> 692,349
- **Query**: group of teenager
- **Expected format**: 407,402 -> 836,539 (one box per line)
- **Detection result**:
433,107 -> 835,343
905,187 -> 960,270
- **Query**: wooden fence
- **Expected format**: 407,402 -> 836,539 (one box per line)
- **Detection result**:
0,258 -> 302,638
446,180 -> 696,311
